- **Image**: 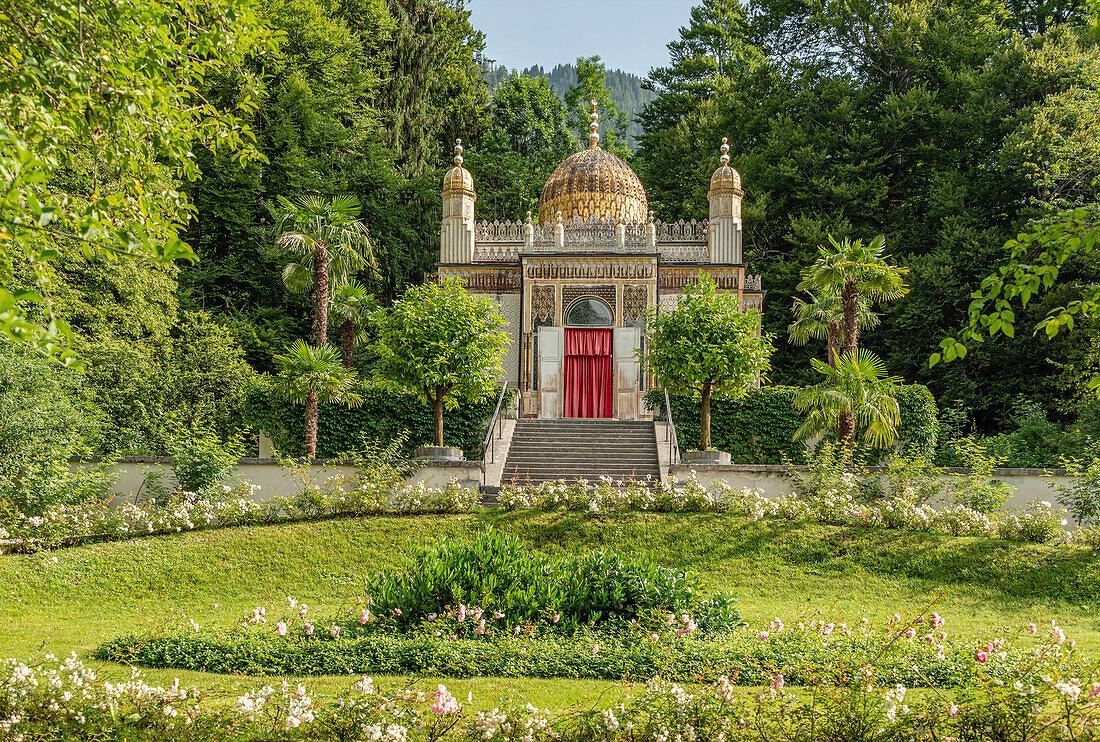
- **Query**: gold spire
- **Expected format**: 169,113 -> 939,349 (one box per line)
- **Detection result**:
442,138 -> 474,195
588,99 -> 600,149
708,136 -> 742,197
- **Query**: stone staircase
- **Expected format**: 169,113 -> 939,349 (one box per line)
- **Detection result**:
500,419 -> 660,486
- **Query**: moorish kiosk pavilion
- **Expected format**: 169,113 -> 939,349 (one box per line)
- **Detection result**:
437,102 -> 764,420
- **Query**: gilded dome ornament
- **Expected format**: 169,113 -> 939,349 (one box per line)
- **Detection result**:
708,137 -> 743,197
537,102 -> 648,224
442,139 -> 475,195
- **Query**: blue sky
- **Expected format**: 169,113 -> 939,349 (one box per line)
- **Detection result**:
468,0 -> 700,78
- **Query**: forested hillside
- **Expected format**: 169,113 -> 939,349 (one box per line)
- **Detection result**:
483,62 -> 656,148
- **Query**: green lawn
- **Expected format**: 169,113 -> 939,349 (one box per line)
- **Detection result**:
2,511 -> 1098,710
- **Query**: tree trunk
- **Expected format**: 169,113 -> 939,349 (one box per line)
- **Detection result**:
700,382 -> 712,449
432,394 -> 445,447
341,319 -> 354,368
304,390 -> 319,459
312,243 -> 329,346
838,410 -> 856,454
841,280 -> 858,357
826,319 -> 843,368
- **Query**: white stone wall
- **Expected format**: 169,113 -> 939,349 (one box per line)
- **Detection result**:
493,293 -> 522,387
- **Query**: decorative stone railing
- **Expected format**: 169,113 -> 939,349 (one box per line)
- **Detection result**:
471,216 -> 711,262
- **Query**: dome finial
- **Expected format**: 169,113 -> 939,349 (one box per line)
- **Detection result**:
719,137 -> 730,166
454,139 -> 464,167
588,99 -> 600,149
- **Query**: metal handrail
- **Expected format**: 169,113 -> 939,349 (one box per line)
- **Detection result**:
480,381 -> 509,464
662,388 -> 680,465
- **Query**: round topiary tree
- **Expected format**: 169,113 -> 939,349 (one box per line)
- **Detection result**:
641,273 -> 774,451
372,277 -> 508,452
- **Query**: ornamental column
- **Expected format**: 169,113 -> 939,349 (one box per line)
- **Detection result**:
440,140 -> 476,264
706,138 -> 744,264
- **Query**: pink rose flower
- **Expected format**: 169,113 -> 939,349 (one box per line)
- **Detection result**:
359,609 -> 370,624
304,623 -> 314,635
976,650 -> 988,663
431,684 -> 460,715
276,621 -> 287,637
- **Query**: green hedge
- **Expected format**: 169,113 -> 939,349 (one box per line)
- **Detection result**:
646,384 -> 938,464
243,380 -> 510,458
95,627 -> 994,687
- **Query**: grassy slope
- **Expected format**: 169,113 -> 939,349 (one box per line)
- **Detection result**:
2,511 -> 1099,710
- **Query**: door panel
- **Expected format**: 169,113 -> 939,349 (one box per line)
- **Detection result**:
538,326 -> 563,419
614,326 -> 640,420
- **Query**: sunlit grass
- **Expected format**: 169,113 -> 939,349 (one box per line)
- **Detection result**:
2,510 -> 1098,710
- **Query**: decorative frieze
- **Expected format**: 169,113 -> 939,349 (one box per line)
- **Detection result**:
659,266 -> 741,291
437,265 -> 521,292
524,257 -> 655,281
563,285 -> 616,313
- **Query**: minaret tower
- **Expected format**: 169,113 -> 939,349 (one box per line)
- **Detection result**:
706,138 -> 744,264
440,139 -> 476,263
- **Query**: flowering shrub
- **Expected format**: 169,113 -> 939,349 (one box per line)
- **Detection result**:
499,473 -> 1071,543
24,610 -> 1100,740
998,500 -> 1069,543
100,605 -> 1046,687
0,475 -> 481,551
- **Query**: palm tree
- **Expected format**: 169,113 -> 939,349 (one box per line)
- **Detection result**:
797,235 -> 909,357
272,340 -> 363,458
793,349 -> 903,452
270,195 -> 373,346
330,280 -> 377,368
789,289 -> 880,368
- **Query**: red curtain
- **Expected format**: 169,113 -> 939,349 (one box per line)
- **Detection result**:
563,329 -> 613,418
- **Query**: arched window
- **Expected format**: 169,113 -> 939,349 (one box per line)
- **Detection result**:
565,298 -> 613,327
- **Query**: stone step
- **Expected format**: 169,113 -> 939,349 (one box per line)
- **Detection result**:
501,419 -> 660,485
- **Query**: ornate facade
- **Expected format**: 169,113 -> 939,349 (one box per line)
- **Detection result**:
437,104 -> 764,419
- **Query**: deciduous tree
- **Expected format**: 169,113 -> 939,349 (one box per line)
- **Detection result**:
372,277 -> 507,449
641,273 -> 774,450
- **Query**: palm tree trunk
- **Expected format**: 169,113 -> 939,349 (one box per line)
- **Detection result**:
305,390 -> 319,459
838,410 -> 856,454
312,243 -> 329,346
700,382 -> 712,449
827,320 -> 843,368
341,319 -> 354,368
432,394 -> 445,447
841,280 -> 859,356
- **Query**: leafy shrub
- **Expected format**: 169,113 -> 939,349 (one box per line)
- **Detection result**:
244,380 -> 510,458
873,453 -> 946,504
786,441 -> 863,502
95,622 -> 1003,684
948,439 -> 1014,513
362,530 -> 737,632
997,500 -> 1067,543
648,384 -> 937,465
0,348 -> 108,515
1051,440 -> 1100,526
170,430 -> 243,496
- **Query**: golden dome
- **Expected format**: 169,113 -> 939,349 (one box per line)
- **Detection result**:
537,101 -> 647,223
538,147 -> 648,223
708,138 -> 743,197
442,140 -> 475,195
